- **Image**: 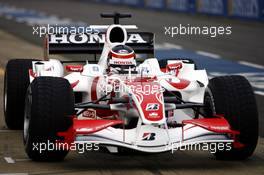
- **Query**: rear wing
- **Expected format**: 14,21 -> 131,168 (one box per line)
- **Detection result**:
46,32 -> 154,55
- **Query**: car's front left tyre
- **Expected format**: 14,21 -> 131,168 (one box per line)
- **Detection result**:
204,75 -> 259,160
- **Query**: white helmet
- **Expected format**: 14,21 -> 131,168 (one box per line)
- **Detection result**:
108,45 -> 137,74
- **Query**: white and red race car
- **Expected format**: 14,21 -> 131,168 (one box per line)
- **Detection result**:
4,13 -> 258,161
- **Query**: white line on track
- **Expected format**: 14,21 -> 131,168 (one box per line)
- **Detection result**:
0,130 -> 19,133
155,43 -> 183,50
163,42 -> 183,50
4,157 -> 15,164
0,173 -> 28,175
239,61 -> 264,70
196,51 -> 221,59
255,91 -> 264,96
15,158 -> 30,162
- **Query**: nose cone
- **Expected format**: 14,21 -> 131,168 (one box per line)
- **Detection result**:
127,80 -> 166,124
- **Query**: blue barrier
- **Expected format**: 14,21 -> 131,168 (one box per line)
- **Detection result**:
195,0 -> 228,16
105,0 -> 121,4
166,0 -> 195,13
122,0 -> 143,7
90,0 -> 264,21
144,0 -> 166,9
227,0 -> 264,21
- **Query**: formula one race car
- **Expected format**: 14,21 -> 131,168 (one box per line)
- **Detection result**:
4,13 -> 258,161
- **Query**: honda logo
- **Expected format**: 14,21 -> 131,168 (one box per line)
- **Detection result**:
49,33 -> 147,44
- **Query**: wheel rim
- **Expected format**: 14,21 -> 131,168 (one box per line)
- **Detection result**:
203,87 -> 216,117
23,88 -> 32,144
3,72 -> 7,115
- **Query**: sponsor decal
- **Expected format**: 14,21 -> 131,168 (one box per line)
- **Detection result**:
82,109 -> 97,119
112,61 -> 134,65
149,112 -> 161,119
45,66 -> 54,71
210,126 -> 230,130
140,66 -> 150,73
66,65 -> 83,72
126,34 -> 147,43
92,66 -> 99,72
149,112 -> 158,117
142,133 -> 156,141
49,33 -> 147,44
167,62 -> 183,70
146,103 -> 160,111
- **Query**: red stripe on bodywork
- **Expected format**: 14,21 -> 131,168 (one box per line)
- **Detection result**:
167,79 -> 190,89
71,80 -> 79,88
182,118 -> 239,134
66,65 -> 83,72
29,69 -> 36,78
91,77 -> 100,101
73,119 -> 123,134
160,68 -> 166,73
182,117 -> 243,148
57,118 -> 123,146
111,52 -> 135,59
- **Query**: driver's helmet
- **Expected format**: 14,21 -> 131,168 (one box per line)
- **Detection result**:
108,45 -> 136,74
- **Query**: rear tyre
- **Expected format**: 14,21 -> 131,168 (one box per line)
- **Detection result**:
24,77 -> 74,161
205,75 -> 258,160
4,59 -> 38,129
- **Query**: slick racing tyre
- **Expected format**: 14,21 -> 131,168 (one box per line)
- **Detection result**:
24,77 -> 74,161
204,75 -> 258,160
158,58 -> 197,70
4,59 -> 38,129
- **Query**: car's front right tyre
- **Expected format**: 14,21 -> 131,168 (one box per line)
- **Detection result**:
24,77 -> 74,161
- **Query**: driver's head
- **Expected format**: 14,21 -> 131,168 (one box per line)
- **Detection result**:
108,45 -> 136,74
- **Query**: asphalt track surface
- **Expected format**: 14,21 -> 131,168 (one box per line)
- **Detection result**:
0,0 -> 263,174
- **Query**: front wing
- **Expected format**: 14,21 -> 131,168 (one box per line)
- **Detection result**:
58,117 -> 239,153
